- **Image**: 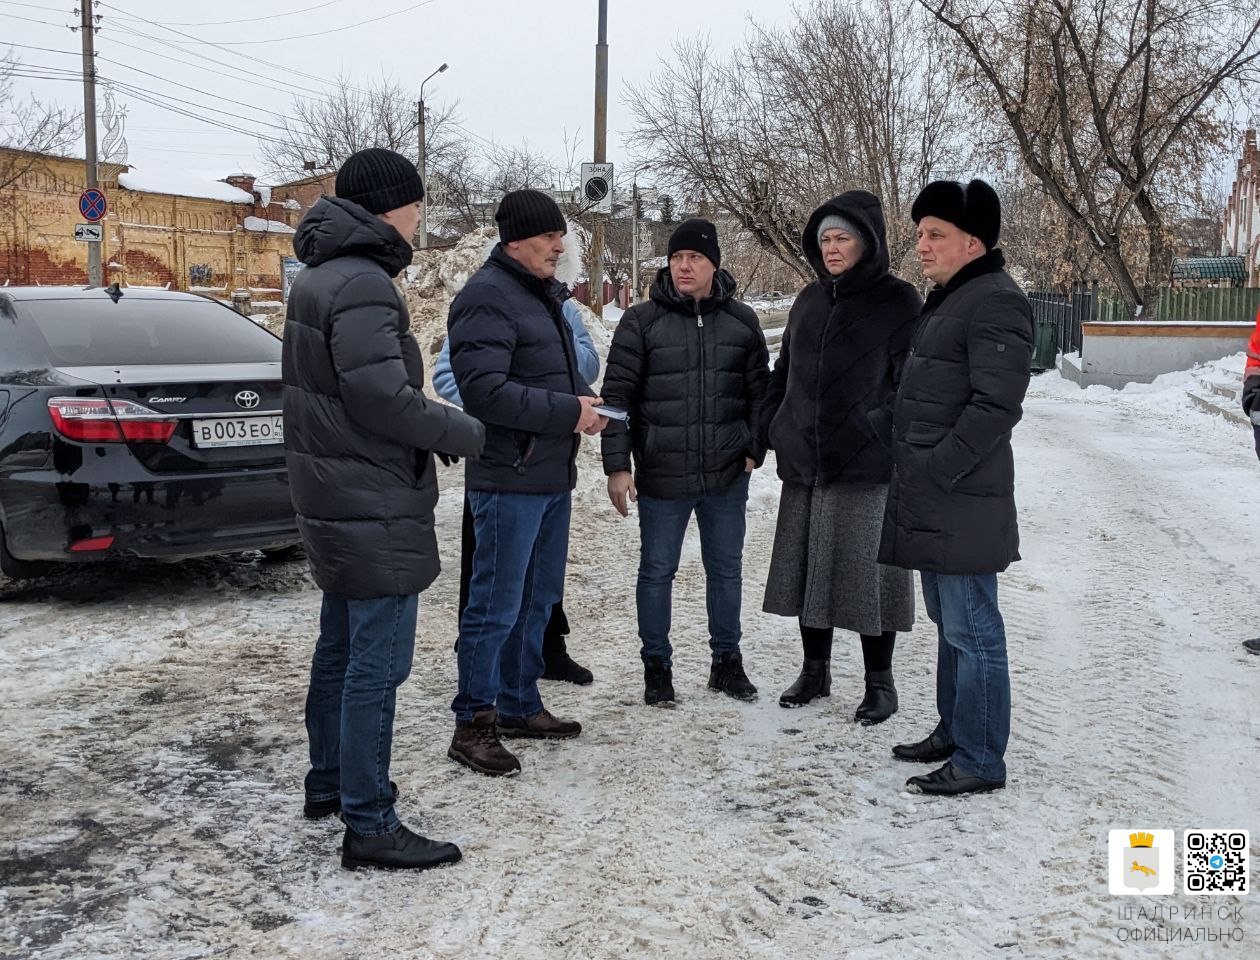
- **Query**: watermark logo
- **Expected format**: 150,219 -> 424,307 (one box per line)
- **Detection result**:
1109,829 -> 1175,895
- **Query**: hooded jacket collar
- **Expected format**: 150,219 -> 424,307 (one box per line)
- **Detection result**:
923,248 -> 1007,313
293,196 -> 414,277
649,264 -> 737,315
802,190 -> 891,297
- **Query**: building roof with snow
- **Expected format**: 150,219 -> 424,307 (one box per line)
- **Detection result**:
117,163 -> 255,204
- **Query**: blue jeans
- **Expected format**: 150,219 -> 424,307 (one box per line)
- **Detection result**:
921,572 -> 1011,781
636,472 -> 750,668
304,592 -> 418,837
452,490 -> 571,723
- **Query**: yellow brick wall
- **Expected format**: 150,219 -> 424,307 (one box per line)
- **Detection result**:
0,148 -> 296,301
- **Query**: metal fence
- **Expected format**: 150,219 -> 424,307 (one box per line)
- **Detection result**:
1095,286 -> 1260,323
1027,282 -> 1097,368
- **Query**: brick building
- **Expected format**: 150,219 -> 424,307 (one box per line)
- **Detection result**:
1222,128 -> 1259,287
0,147 -> 307,302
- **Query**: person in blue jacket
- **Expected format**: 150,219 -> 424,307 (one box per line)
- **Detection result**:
433,291 -> 600,684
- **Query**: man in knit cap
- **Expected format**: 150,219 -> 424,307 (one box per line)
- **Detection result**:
878,178 -> 1033,796
285,147 -> 485,869
445,188 -> 607,776
601,218 -> 769,706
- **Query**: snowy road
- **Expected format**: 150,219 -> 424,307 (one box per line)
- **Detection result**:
2,361 -> 1257,959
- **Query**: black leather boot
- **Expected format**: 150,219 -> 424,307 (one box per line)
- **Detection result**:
644,657 -> 675,705
708,651 -> 757,701
778,658 -> 831,708
854,669 -> 898,725
341,824 -> 462,872
541,633 -> 594,685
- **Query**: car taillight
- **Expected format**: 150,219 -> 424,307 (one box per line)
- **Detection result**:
48,397 -> 178,444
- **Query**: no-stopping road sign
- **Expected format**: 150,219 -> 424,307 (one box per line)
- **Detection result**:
79,188 -> 108,223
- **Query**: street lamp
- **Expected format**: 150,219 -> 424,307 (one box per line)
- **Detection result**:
630,163 -> 652,302
418,62 -> 448,249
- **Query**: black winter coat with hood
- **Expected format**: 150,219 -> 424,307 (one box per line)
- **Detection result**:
447,245 -> 595,494
760,190 -> 923,486
878,249 -> 1033,575
282,197 -> 485,599
601,267 -> 770,500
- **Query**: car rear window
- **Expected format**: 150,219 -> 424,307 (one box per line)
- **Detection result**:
22,297 -> 282,366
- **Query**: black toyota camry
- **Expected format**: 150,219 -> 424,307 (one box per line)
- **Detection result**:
0,286 -> 301,580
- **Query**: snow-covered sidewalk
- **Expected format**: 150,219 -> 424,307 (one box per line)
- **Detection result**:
2,360 -> 1257,958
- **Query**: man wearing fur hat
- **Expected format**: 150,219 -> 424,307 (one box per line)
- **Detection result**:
446,189 -> 607,776
878,178 -> 1033,796
601,218 -> 770,705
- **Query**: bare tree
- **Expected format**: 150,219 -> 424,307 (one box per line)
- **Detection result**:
0,48 -> 82,190
624,0 -> 968,281
924,0 -> 1260,316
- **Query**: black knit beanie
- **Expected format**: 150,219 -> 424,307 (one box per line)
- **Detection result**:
335,148 -> 424,215
667,218 -> 721,268
910,178 -> 1001,250
495,189 -> 567,243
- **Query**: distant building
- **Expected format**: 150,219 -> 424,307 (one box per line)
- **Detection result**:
1222,128 -> 1259,287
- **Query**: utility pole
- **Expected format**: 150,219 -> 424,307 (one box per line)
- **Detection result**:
630,179 -> 639,302
417,63 -> 448,250
590,0 -> 608,318
80,0 -> 101,286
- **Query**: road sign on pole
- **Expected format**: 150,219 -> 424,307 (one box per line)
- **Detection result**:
79,188 -> 108,223
581,163 -> 614,215
74,223 -> 103,242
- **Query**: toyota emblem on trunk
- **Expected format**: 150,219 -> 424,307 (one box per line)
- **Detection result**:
234,390 -> 261,409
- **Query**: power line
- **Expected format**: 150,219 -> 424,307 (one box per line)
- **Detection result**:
101,0 -> 437,47
0,1 -> 66,12
101,76 -> 292,134
136,0 -> 352,27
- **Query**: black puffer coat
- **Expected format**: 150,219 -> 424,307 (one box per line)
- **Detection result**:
761,191 -> 922,485
878,250 -> 1033,574
448,245 -> 593,494
601,267 -> 769,500
283,197 -> 485,598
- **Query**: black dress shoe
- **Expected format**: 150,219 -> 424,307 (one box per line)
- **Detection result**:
304,781 -> 398,820
907,762 -> 1005,796
891,730 -> 955,763
341,824 -> 462,872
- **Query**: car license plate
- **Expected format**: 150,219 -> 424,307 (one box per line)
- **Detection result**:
191,415 -> 284,448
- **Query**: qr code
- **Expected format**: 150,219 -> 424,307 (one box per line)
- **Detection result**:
1184,830 -> 1249,895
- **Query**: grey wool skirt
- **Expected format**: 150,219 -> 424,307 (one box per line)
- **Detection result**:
763,481 -> 914,635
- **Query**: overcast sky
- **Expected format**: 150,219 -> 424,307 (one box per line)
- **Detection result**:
3,0 -> 789,185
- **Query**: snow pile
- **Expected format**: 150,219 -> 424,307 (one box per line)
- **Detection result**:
118,163 -> 254,204
242,216 -> 295,234
249,311 -> 286,337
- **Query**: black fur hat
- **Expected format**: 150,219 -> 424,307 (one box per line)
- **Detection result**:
910,178 -> 1001,250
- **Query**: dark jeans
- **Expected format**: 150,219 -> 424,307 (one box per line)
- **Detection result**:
304,592 -> 418,837
921,571 -> 1011,781
452,490 -> 571,722
636,472 -> 750,668
459,494 -> 569,639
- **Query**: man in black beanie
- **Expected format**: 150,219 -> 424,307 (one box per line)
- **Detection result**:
878,177 -> 1033,796
445,188 -> 607,776
285,147 -> 485,869
601,217 -> 769,705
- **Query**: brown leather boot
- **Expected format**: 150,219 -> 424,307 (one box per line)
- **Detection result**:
496,708 -> 581,740
448,709 -> 521,776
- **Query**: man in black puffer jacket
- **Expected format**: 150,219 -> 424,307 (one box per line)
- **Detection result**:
878,178 -> 1033,798
602,219 -> 770,705
283,149 -> 485,871
446,189 -> 607,777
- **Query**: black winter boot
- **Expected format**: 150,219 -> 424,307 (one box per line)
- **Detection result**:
708,651 -> 757,701
644,657 -> 675,706
1243,638 -> 1260,655
778,658 -> 831,708
341,823 -> 462,872
854,669 -> 898,725
541,633 -> 594,685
